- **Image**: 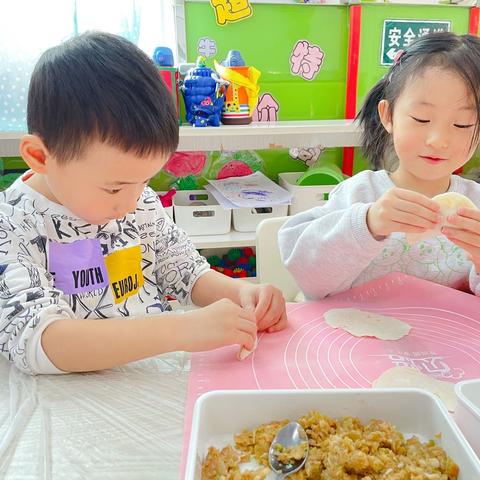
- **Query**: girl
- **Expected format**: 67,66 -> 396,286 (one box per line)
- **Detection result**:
279,32 -> 480,299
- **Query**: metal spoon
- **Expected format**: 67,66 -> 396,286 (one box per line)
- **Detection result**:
268,421 -> 309,479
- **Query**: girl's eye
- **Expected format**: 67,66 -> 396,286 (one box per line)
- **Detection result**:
411,116 -> 429,123
454,123 -> 475,129
104,188 -> 121,195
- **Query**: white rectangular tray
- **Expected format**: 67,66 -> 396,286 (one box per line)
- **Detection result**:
455,379 -> 480,457
185,388 -> 480,479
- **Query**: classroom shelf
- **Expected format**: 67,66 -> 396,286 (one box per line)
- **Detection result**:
190,230 -> 255,249
0,120 -> 361,156
178,119 -> 361,151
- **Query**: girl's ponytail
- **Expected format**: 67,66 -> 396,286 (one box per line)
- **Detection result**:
356,77 -> 390,170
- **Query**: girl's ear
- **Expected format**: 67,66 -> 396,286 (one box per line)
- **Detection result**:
19,134 -> 50,174
378,100 -> 393,134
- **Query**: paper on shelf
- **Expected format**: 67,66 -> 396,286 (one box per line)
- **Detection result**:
206,171 -> 292,208
204,184 -> 238,209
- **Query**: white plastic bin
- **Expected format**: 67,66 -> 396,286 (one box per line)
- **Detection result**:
454,379 -> 480,457
185,388 -> 480,480
279,171 -> 336,215
173,190 -> 231,235
232,204 -> 288,232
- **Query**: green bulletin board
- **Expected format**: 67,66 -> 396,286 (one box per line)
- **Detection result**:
185,1 -> 349,121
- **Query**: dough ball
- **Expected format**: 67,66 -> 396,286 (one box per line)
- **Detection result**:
406,192 -> 477,244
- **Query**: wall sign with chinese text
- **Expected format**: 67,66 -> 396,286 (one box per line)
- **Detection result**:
381,19 -> 451,66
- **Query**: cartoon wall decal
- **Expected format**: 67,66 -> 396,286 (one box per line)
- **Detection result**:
197,37 -> 217,58
253,93 -> 279,122
164,152 -> 207,178
217,160 -> 253,179
289,146 -> 325,167
210,0 -> 253,26
290,40 -> 325,81
209,150 -> 263,180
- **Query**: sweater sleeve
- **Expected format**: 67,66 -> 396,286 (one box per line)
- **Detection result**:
0,217 -> 75,375
468,266 -> 480,296
278,177 -> 386,299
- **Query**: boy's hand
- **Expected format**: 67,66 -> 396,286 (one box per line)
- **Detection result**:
238,283 -> 287,333
183,298 -> 257,353
367,187 -> 440,239
442,208 -> 480,270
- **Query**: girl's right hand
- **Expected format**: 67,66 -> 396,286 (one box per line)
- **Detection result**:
181,298 -> 257,353
367,187 -> 440,239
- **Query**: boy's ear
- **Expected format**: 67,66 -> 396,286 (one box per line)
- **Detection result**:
378,100 -> 393,134
19,134 -> 51,174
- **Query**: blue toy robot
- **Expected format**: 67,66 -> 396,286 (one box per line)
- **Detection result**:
181,56 -> 228,127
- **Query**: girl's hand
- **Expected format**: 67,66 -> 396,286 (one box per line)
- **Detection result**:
442,208 -> 480,270
238,283 -> 288,333
367,187 -> 440,239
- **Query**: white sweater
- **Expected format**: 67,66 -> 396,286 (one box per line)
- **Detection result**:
0,177 -> 210,374
279,170 -> 480,300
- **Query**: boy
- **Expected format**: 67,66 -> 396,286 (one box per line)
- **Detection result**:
0,32 -> 287,375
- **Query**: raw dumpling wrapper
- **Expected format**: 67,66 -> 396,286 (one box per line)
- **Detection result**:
372,366 -> 457,412
406,192 -> 477,244
238,337 -> 258,361
324,308 -> 411,340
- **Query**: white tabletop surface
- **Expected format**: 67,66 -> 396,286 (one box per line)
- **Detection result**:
0,352 -> 190,480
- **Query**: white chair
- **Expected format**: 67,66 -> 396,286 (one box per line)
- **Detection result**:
255,216 -> 303,302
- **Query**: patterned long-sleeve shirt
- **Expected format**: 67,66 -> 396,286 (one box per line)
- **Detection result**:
0,176 -> 210,374
279,170 -> 480,300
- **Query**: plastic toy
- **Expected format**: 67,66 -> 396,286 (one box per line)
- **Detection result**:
153,46 -> 180,121
180,56 -> 228,127
205,247 -> 256,278
214,50 -> 260,125
153,47 -> 174,67
158,188 -> 176,208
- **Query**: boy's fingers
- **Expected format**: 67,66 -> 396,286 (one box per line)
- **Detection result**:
237,331 -> 256,351
238,317 -> 257,337
237,303 -> 256,322
266,311 -> 288,333
254,289 -> 273,321
257,295 -> 285,331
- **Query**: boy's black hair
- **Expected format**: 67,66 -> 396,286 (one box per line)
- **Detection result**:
357,32 -> 480,170
27,31 -> 179,162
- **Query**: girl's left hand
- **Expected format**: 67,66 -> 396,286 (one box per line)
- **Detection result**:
442,208 -> 480,269
238,283 -> 288,333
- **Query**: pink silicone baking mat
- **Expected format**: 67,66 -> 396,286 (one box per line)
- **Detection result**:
181,272 -> 480,473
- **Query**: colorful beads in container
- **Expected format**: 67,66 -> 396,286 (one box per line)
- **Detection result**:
180,56 -> 228,127
205,247 -> 256,278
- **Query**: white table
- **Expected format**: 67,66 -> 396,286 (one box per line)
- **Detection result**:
0,353 -> 190,479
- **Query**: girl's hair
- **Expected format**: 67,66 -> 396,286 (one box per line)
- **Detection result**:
356,32 -> 480,170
